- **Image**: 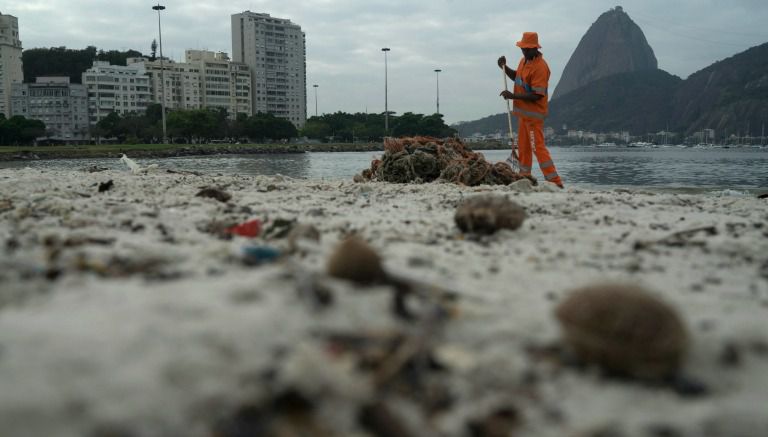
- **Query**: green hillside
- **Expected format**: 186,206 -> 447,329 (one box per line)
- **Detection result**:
547,69 -> 682,134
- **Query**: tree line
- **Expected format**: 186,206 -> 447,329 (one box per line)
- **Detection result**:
302,112 -> 456,142
94,104 -> 298,144
22,46 -> 145,84
0,115 -> 46,146
95,105 -> 455,144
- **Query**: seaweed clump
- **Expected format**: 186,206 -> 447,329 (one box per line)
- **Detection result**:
356,137 -> 535,186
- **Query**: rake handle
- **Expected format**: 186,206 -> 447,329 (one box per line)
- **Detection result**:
501,66 -> 518,156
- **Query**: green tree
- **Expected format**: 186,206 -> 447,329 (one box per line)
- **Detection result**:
392,112 -> 422,137
22,46 -> 146,83
167,110 -> 194,142
0,114 -> 7,145
301,118 -> 333,140
96,49 -> 144,67
1,116 -> 46,145
188,109 -> 220,142
96,112 -> 122,140
244,112 -> 298,141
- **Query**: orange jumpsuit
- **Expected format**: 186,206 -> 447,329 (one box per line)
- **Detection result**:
512,54 -> 563,186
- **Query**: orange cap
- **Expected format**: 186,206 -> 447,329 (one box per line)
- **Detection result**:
516,32 -> 541,49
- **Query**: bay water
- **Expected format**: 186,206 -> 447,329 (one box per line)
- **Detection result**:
1,146 -> 766,192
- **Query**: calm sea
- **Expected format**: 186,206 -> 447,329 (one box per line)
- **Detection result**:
1,146 -> 766,192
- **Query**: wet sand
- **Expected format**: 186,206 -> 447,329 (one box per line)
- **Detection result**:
0,166 -> 767,436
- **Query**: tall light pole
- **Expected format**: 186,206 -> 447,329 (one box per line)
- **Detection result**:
313,84 -> 319,117
152,3 -> 167,144
381,47 -> 390,135
434,69 -> 442,116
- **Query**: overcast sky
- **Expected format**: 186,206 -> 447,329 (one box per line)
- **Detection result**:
5,0 -> 767,123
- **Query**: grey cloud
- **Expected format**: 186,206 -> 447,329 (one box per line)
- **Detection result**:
6,0 -> 767,123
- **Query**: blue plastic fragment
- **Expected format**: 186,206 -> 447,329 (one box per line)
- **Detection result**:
241,245 -> 281,265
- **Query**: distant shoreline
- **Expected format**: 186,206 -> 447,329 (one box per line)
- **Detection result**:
0,141 -> 511,161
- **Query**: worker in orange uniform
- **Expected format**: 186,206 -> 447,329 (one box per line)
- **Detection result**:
498,32 -> 564,188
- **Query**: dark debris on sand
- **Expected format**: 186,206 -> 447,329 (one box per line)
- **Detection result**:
355,137 -> 536,186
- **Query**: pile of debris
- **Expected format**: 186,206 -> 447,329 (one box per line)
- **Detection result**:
355,136 -> 536,186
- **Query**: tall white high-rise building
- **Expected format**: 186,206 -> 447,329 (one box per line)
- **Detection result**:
231,11 -> 306,127
0,11 -> 24,117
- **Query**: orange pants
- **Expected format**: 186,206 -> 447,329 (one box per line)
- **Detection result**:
517,117 -> 562,186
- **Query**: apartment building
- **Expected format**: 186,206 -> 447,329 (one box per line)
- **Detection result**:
10,77 -> 89,143
82,61 -> 152,125
231,11 -> 306,127
0,11 -> 23,117
185,50 -> 252,117
135,57 -> 202,112
135,52 -> 250,119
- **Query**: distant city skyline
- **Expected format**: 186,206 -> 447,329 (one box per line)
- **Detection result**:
5,0 -> 768,124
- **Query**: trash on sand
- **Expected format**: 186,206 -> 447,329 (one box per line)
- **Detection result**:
555,283 -> 688,380
287,224 -> 321,252
327,236 -> 386,285
356,136 -> 535,186
358,401 -> 417,437
82,165 -> 108,173
241,245 -> 281,265
196,187 -> 232,203
75,253 -> 178,280
455,195 -> 527,234
0,199 -> 13,213
213,390 -> 332,437
98,180 -> 114,193
294,268 -> 334,308
634,226 -> 718,250
227,219 -> 262,238
466,405 -> 521,437
262,217 -> 296,239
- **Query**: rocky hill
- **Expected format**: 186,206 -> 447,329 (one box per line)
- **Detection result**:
671,42 -> 768,135
454,8 -> 768,138
547,69 -> 682,134
552,6 -> 657,101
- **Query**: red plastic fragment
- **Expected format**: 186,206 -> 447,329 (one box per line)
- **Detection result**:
226,219 -> 262,238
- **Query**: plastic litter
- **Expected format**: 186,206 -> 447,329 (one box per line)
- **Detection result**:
241,245 -> 281,265
120,154 -> 159,174
226,219 -> 262,238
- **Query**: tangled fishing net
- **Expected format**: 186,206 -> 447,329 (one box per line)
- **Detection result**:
356,137 -> 536,186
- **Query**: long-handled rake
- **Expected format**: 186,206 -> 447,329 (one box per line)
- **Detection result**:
501,66 -> 521,172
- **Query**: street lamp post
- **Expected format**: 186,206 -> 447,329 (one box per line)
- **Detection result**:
152,3 -> 167,144
381,47 -> 390,135
434,69 -> 442,116
313,84 -> 319,117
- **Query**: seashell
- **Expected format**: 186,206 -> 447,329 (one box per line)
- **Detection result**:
327,236 -> 386,285
555,284 -> 688,380
454,195 -> 526,234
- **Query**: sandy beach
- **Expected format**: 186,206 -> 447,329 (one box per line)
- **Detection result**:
1,165 -> 767,437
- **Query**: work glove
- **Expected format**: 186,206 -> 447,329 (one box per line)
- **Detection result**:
500,90 -> 514,100
497,56 -> 506,68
